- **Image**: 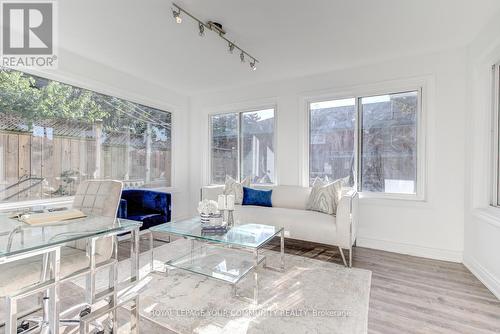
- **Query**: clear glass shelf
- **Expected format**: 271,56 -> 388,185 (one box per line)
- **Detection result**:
166,244 -> 262,284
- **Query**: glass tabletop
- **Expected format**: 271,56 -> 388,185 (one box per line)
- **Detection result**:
150,217 -> 283,249
0,208 -> 141,258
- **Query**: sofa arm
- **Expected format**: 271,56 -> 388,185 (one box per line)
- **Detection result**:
201,185 -> 225,201
335,188 -> 359,249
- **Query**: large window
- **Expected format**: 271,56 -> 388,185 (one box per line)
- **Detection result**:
0,69 -> 172,204
210,108 -> 275,184
309,98 -> 356,185
309,90 -> 420,196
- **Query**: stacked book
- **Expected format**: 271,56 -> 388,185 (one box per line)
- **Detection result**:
201,225 -> 228,234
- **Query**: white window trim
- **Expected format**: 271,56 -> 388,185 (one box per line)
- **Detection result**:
207,105 -> 278,186
491,63 -> 500,207
301,79 -> 428,201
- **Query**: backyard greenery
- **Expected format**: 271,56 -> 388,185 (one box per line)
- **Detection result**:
0,69 -> 171,137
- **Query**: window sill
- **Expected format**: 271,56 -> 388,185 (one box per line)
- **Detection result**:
359,192 -> 425,202
471,207 -> 500,229
0,197 -> 74,211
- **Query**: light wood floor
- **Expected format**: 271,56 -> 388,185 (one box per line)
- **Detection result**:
118,238 -> 500,334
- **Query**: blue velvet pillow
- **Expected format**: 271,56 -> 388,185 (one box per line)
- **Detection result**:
242,187 -> 272,207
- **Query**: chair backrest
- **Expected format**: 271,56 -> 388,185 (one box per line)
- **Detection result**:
73,180 -> 123,218
70,180 -> 123,260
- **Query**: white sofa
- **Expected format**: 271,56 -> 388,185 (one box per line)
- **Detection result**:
201,185 -> 359,267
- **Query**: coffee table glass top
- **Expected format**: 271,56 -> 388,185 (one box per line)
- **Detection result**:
150,217 -> 283,249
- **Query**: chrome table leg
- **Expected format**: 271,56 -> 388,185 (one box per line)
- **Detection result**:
48,247 -> 61,334
253,249 -> 259,305
280,229 -> 285,271
130,228 -> 140,282
130,227 -> 140,332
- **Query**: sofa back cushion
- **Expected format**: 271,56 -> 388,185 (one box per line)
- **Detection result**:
269,185 -> 311,210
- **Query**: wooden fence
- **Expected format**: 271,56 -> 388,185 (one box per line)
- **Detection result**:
0,131 -> 171,202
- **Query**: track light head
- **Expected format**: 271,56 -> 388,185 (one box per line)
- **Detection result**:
240,51 -> 245,63
172,8 -> 182,24
228,42 -> 235,54
198,22 -> 205,36
250,59 -> 256,71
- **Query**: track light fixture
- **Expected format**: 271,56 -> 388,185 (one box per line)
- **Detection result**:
250,59 -> 256,70
172,8 -> 182,24
198,22 -> 204,36
172,3 -> 259,70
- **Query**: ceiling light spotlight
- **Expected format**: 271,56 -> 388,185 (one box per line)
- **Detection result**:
172,8 -> 182,24
198,22 -> 205,36
240,51 -> 245,63
250,59 -> 256,71
228,42 -> 235,54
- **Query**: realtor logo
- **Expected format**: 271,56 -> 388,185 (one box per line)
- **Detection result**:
1,1 -> 57,68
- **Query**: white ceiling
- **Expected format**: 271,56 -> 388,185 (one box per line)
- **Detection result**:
60,0 -> 500,95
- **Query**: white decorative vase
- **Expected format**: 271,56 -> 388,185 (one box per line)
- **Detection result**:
200,213 -> 211,224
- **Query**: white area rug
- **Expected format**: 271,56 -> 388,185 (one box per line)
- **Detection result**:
0,240 -> 371,334
127,239 -> 372,334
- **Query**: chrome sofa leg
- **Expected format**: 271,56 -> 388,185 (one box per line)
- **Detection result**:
338,247 -> 348,267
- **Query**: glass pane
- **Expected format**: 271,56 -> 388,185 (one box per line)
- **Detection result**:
211,113 -> 238,184
0,69 -> 172,203
360,91 -> 418,194
309,98 -> 356,186
240,109 -> 275,184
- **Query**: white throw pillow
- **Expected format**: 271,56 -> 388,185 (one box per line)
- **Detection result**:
223,176 -> 250,205
306,177 -> 343,215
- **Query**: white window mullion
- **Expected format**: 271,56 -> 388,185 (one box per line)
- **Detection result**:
355,97 -> 362,192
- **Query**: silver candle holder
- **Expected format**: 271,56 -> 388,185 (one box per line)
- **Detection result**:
226,209 -> 234,229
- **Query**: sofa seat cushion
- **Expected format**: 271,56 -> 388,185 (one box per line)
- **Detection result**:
234,205 -> 338,246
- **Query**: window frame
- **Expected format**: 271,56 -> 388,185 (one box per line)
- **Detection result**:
305,86 -> 425,201
0,68 -> 174,210
491,63 -> 500,207
209,106 -> 277,185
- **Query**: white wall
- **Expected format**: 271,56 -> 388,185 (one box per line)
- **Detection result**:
463,11 -> 500,299
24,48 -> 192,220
189,48 -> 468,262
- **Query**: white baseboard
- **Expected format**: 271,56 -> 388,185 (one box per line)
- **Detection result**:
463,255 -> 500,300
356,236 -> 463,263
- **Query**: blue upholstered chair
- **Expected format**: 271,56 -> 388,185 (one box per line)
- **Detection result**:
118,189 -> 171,230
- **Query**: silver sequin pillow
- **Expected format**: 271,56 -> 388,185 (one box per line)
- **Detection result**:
306,177 -> 343,215
223,176 -> 250,205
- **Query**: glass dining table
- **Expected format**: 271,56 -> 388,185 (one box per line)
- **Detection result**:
0,207 -> 142,334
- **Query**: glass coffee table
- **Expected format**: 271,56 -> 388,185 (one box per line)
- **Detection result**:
150,217 -> 285,304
